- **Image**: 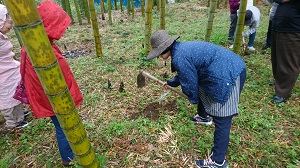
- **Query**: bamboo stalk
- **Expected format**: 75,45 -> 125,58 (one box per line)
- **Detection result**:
65,0 -> 74,22
74,0 -> 82,24
89,0 -> 104,56
131,0 -> 135,19
205,0 -> 217,42
100,0 -> 106,20
233,0 -> 247,54
120,0 -> 123,11
145,0 -> 152,55
4,0 -> 100,167
141,0 -> 145,18
108,0 -> 113,24
83,0 -> 91,24
160,0 -> 165,29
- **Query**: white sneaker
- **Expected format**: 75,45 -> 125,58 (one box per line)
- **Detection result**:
247,46 -> 255,51
229,45 -> 233,49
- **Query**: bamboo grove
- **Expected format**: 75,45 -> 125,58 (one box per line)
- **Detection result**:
1,0 -> 259,166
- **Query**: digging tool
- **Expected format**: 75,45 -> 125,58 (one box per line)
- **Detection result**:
137,70 -> 188,99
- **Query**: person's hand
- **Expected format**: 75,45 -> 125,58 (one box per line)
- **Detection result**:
162,82 -> 168,90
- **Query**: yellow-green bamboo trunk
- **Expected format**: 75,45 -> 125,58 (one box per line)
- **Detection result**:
4,1 -> 100,167
108,0 -> 113,24
157,0 -> 160,12
160,0 -> 165,29
65,0 -> 74,23
145,0 -> 152,55
100,0 -> 106,20
74,0 -> 83,25
131,0 -> 135,19
114,0 -> 118,10
127,0 -> 131,17
207,0 -> 210,7
120,0 -> 123,11
205,0 -> 217,42
233,0 -> 247,54
83,0 -> 91,24
89,0 -> 104,57
141,0 -> 145,18
61,0 -> 67,11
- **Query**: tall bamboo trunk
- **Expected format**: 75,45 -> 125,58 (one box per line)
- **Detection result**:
89,0 -> 104,57
131,0 -> 135,19
108,0 -> 113,24
61,0 -> 67,11
233,0 -> 247,53
100,0 -> 106,20
160,0 -> 165,29
74,0 -> 83,25
120,0 -> 123,11
65,0 -> 74,23
3,0 -> 100,167
141,0 -> 145,18
145,0 -> 153,55
205,0 -> 217,42
83,0 -> 91,24
127,0 -> 131,18
114,0 -> 118,10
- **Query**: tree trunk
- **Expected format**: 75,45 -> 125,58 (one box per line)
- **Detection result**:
114,0 -> 118,10
131,0 -> 135,19
83,0 -> 91,24
120,0 -> 123,11
127,0 -> 131,18
160,0 -> 165,29
4,0 -> 100,167
61,0 -> 67,11
108,0 -> 113,24
141,0 -> 145,18
100,0 -> 106,20
145,0 -> 153,55
233,0 -> 247,54
65,0 -> 74,23
205,0 -> 217,42
74,0 -> 83,24
89,0 -> 104,57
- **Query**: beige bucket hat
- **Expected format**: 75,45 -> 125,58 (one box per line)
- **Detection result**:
147,30 -> 180,60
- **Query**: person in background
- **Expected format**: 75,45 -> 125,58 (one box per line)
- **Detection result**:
147,30 -> 246,168
0,4 -> 29,131
240,6 -> 260,51
228,0 -> 240,42
262,0 -> 278,50
20,0 -> 83,165
270,0 -> 300,103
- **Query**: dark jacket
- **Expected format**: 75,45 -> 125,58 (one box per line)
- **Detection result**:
272,0 -> 300,32
229,0 -> 240,14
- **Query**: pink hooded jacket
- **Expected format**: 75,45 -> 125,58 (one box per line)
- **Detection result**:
0,4 -> 22,110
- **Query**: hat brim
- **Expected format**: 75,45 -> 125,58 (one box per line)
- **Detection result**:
147,35 -> 180,60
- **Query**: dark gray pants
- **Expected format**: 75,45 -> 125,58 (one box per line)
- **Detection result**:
271,31 -> 300,98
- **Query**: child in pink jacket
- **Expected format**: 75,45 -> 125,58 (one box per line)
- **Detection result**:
0,4 -> 28,130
